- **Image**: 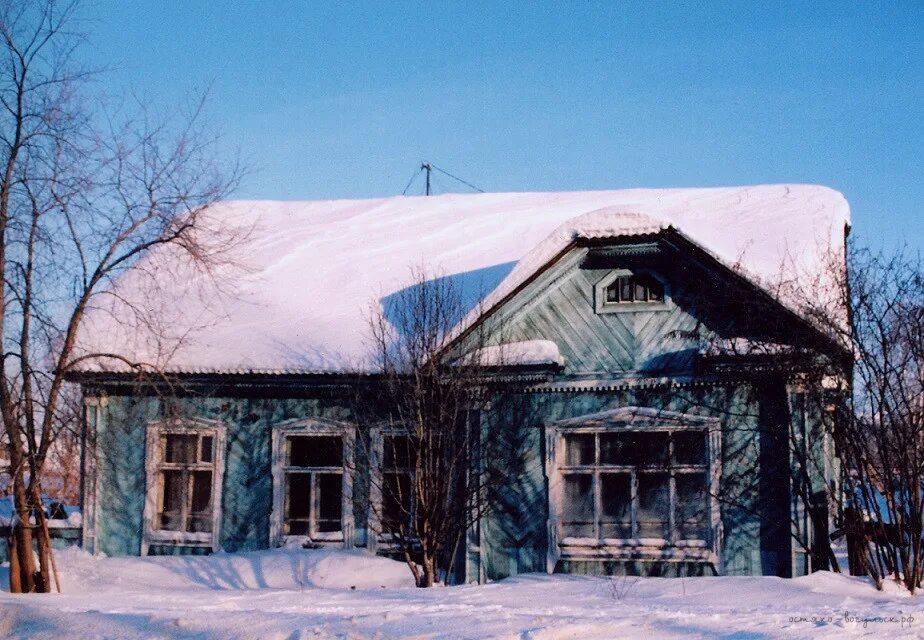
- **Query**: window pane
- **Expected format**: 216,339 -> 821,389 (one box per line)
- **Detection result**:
619,277 -> 632,302
285,473 -> 311,535
189,470 -> 213,533
605,283 -> 619,303
647,279 -> 664,302
603,432 -> 668,467
599,433 -> 631,465
383,471 -> 411,531
288,435 -> 343,467
675,472 -> 708,540
383,435 -> 415,469
673,431 -> 707,466
600,473 -> 632,538
635,281 -> 647,302
562,473 -> 594,537
637,472 -> 670,538
564,434 -> 594,466
164,434 -> 197,463
317,473 -> 343,532
159,470 -> 184,531
200,435 -> 214,463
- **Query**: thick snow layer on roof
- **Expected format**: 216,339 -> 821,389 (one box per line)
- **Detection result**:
75,185 -> 849,373
466,339 -> 565,367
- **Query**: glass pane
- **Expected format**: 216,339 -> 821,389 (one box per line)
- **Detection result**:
159,470 -> 184,531
188,515 -> 212,533
635,281 -> 647,302
602,432 -> 668,467
600,473 -> 632,538
383,472 -> 411,531
637,472 -> 670,538
317,473 -> 343,532
599,433 -> 631,465
164,434 -> 197,463
619,277 -> 632,302
564,434 -> 594,466
562,473 -> 594,537
673,431 -> 707,466
647,278 -> 664,302
200,435 -> 214,463
605,283 -> 619,303
288,435 -> 343,467
383,435 -> 415,469
675,472 -> 708,540
285,473 -> 311,535
190,470 -> 212,512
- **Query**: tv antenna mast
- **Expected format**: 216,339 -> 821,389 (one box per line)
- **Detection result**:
401,162 -> 484,196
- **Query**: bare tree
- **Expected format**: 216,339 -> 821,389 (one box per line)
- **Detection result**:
688,239 -> 923,590
1,0 -> 242,593
813,246 -> 923,592
352,267 -> 524,587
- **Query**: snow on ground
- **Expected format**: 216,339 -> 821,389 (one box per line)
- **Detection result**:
1,548 -> 922,639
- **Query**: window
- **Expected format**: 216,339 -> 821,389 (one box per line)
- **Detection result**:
143,419 -> 226,552
381,434 -> 416,533
282,435 -> 344,536
603,274 -> 664,304
270,419 -> 354,548
157,433 -> 216,533
594,270 -> 669,314
558,428 -> 710,544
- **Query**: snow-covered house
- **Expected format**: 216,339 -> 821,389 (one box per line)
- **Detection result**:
71,185 -> 851,580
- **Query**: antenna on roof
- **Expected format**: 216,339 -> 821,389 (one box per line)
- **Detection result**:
401,162 -> 485,196
422,162 -> 432,196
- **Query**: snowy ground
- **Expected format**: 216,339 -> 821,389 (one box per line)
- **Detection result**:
1,548 -> 921,639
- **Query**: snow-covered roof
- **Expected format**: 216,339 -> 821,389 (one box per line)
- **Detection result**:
75,185 -> 850,374
465,340 -> 565,368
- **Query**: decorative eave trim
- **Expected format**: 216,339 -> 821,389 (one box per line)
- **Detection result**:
523,375 -> 744,394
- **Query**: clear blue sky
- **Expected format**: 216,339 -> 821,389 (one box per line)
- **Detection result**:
80,1 -> 921,249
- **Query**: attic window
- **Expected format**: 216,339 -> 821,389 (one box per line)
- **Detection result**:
603,275 -> 664,304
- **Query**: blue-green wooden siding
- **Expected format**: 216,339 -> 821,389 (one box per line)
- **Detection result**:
85,244 -> 826,579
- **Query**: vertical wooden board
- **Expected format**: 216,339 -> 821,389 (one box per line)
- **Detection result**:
96,395 -> 159,556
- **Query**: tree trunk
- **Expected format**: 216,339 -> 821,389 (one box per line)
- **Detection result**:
7,530 -> 21,593
10,479 -> 37,593
30,484 -> 52,593
418,555 -> 437,588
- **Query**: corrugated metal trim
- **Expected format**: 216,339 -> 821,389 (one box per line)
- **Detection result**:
524,376 -> 744,393
69,366 -> 377,377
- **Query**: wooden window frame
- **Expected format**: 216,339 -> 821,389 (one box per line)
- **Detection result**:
594,269 -> 671,314
142,418 -> 226,554
545,407 -> 721,570
367,425 -> 420,552
270,418 -> 354,549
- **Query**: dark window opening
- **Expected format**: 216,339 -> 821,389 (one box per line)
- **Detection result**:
604,274 -> 665,304
559,428 -> 709,544
282,434 -> 344,538
156,431 -> 217,534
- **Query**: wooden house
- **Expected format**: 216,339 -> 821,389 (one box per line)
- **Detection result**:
71,185 -> 851,580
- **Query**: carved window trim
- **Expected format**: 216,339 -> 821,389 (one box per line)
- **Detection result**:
594,269 -> 671,314
545,407 -> 721,570
270,418 -> 355,549
142,417 -> 226,554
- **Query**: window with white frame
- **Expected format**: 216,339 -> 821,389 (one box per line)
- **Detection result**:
143,419 -> 226,551
559,428 -> 710,544
271,419 -> 353,547
594,269 -> 670,314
